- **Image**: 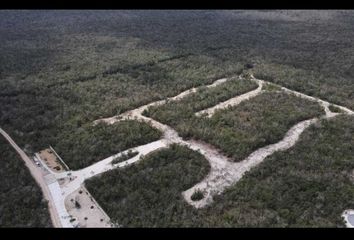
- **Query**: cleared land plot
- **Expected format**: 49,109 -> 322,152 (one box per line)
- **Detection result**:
38,148 -> 65,172
54,120 -> 162,170
145,91 -> 324,162
0,137 -> 51,227
85,144 -> 210,227
64,186 -> 111,228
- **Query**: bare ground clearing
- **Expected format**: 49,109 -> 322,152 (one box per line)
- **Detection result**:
37,148 -> 65,173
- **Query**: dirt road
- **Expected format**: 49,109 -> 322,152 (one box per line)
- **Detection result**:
94,74 -> 354,210
195,80 -> 264,117
0,128 -> 62,227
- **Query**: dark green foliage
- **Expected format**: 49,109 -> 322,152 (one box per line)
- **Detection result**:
1,10 -> 354,227
328,105 -> 342,113
203,115 -> 354,227
191,190 -> 204,201
86,115 -> 354,227
0,138 -> 51,227
85,144 -> 210,227
143,78 -> 258,126
146,91 -> 324,161
111,150 -> 139,165
252,63 -> 354,110
2,10 -> 354,163
54,121 -> 161,170
262,82 -> 282,92
75,201 -> 81,209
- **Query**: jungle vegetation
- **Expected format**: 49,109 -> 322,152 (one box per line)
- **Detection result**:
145,91 -> 324,161
2,10 -> 354,159
86,115 -> 354,227
0,138 -> 52,227
1,10 -> 354,227
54,120 -> 161,170
86,144 -> 211,227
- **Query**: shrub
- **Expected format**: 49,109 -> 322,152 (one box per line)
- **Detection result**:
191,189 -> 204,201
111,150 -> 139,165
75,201 -> 81,209
328,105 -> 342,113
262,83 -> 281,92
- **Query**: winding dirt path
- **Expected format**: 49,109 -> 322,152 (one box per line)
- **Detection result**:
93,74 -> 354,210
57,140 -> 169,200
249,74 -> 354,116
182,118 -> 319,208
4,73 -> 354,227
94,77 -> 230,125
181,75 -> 351,208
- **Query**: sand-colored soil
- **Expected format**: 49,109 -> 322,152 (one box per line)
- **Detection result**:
64,186 -> 112,228
38,148 -> 65,173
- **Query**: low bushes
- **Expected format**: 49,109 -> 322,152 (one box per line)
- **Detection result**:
112,150 -> 139,165
54,120 -> 162,170
0,138 -> 51,227
145,91 -> 324,162
86,144 -> 210,227
191,189 -> 204,201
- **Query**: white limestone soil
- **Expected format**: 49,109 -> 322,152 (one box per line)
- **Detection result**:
195,80 -> 264,117
94,77 -> 230,125
342,210 -> 354,228
182,118 -> 318,208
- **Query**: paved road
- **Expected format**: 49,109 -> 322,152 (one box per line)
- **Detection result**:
348,214 -> 354,225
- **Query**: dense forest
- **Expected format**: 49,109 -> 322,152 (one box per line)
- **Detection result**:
86,144 -> 211,227
1,10 -> 354,156
86,115 -> 354,227
145,91 -> 324,161
1,10 -> 354,227
0,138 -> 51,227
54,120 -> 162,170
